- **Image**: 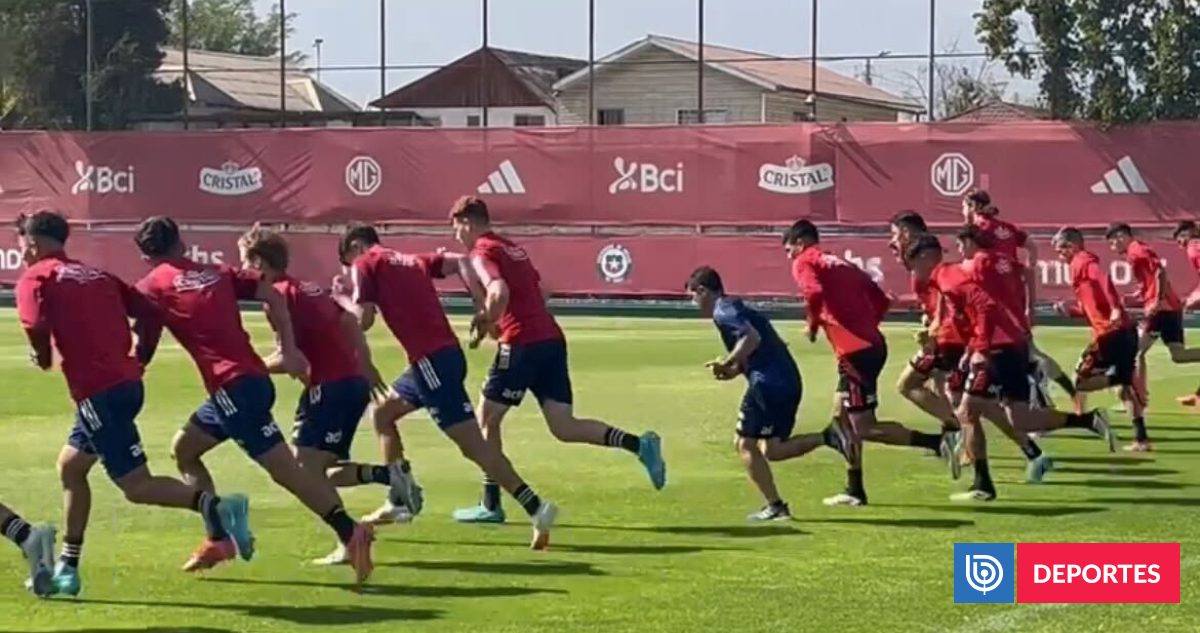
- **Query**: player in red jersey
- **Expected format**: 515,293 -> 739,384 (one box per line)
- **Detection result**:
0,501 -> 54,597
1170,221 -> 1200,407
446,197 -> 666,525
15,211 -> 249,595
784,220 -> 948,506
1052,228 -> 1149,451
131,217 -> 374,587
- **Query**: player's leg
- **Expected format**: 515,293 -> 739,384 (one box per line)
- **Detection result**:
850,346 -> 946,456
1029,338 -> 1078,401
1156,312 -> 1200,363
171,401 -> 228,494
735,382 -> 797,521
897,350 -> 960,432
54,438 -> 94,594
952,392 -> 995,502
823,352 -> 872,507
0,501 -> 55,597
1135,324 -> 1156,407
453,395 -> 517,522
1101,328 -> 1154,452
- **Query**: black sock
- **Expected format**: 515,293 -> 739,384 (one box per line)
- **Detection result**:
1065,411 -> 1096,430
482,476 -> 502,512
1053,374 -> 1078,396
769,499 -> 788,510
973,459 -> 995,493
399,460 -> 412,474
1132,417 -> 1149,443
60,537 -> 82,568
846,468 -> 866,498
322,506 -> 357,544
604,427 -> 641,454
1,515 -> 31,548
358,465 -> 391,486
190,490 -> 229,542
1021,440 -> 1043,461
511,484 -> 542,517
909,431 -> 942,451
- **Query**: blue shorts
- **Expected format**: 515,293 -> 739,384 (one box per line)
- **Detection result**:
68,381 -> 147,480
483,339 -> 572,407
737,377 -> 802,440
393,346 -> 475,431
190,375 -> 284,459
293,376 -> 370,460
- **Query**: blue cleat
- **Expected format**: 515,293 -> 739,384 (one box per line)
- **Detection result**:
452,504 -> 506,524
218,494 -> 255,561
51,562 -> 80,597
638,431 -> 666,490
1025,454 -> 1055,484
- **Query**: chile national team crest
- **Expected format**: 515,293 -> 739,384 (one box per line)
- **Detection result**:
597,244 -> 633,284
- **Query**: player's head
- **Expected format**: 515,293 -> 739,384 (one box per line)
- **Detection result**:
238,223 -> 289,278
904,234 -> 944,281
450,195 -> 491,248
889,210 -> 927,256
134,216 -> 185,262
781,219 -> 819,259
338,223 -> 380,266
1104,222 -> 1134,254
684,265 -> 724,316
14,210 -> 69,265
1173,220 -> 1197,247
955,225 -> 984,258
1052,226 -> 1085,262
962,189 -> 995,221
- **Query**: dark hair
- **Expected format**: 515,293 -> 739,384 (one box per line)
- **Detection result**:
15,210 -> 70,245
905,234 -> 944,262
450,195 -> 490,224
782,219 -> 819,245
956,224 -> 985,246
965,189 -> 992,210
1053,226 -> 1084,247
1174,221 -> 1196,240
890,210 -> 927,233
1104,223 -> 1133,240
238,224 -> 289,271
134,216 -> 181,258
685,266 -> 724,294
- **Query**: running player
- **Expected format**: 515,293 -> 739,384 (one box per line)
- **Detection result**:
335,223 -> 559,549
447,197 -> 666,523
685,266 -> 847,521
0,503 -> 55,597
784,219 -> 946,506
130,216 -> 374,586
1051,228 -> 1149,451
1171,221 -> 1200,407
16,210 -> 250,596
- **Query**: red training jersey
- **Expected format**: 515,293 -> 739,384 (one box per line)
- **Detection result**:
973,215 -> 1029,260
16,254 -> 146,402
930,262 -> 1023,351
471,232 -> 563,345
351,245 -> 459,362
912,275 -> 963,345
1187,240 -> 1200,276
1126,240 -> 1182,312
136,259 -> 267,394
274,275 -> 360,385
1067,250 -> 1129,338
962,250 -> 1029,333
791,247 -> 889,357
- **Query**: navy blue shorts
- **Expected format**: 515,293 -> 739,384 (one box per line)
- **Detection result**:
483,339 -> 573,407
293,376 -> 370,459
68,381 -> 147,480
393,346 -> 475,431
190,375 -> 284,459
737,378 -> 801,440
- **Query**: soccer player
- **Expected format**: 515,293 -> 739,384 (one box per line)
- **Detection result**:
0,503 -> 55,597
447,196 -> 666,523
335,223 -> 559,549
784,219 -> 946,506
130,216 -> 374,586
685,266 -> 847,521
1171,221 -> 1200,407
15,211 -> 249,595
1051,228 -> 1149,451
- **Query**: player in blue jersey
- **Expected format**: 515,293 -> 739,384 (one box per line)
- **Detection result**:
686,266 -> 847,521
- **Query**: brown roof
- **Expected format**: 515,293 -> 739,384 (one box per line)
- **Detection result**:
371,48 -> 585,110
942,100 -> 1049,122
158,48 -> 359,113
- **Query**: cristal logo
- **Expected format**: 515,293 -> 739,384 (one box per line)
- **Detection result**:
758,156 -> 834,195
609,158 -> 684,194
199,161 -> 263,196
71,161 -> 135,195
966,554 -> 1005,594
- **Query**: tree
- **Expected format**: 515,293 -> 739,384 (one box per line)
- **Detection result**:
168,0 -> 305,62
897,43 -> 1009,120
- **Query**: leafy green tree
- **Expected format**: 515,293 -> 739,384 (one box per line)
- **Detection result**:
168,0 -> 304,63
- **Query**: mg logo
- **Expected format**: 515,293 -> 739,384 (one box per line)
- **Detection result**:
346,156 -> 382,197
931,152 -> 974,197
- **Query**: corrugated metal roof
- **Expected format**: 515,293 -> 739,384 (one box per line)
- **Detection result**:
158,48 -> 359,113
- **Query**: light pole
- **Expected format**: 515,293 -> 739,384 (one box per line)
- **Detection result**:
313,38 -> 324,81
864,50 -> 891,86
809,0 -> 817,121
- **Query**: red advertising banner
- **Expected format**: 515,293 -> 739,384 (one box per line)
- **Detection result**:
1,123 -> 1198,227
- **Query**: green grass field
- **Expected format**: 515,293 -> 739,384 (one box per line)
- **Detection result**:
0,310 -> 1197,633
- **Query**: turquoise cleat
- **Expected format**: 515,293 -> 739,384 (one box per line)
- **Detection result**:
638,431 -> 667,490
452,504 -> 506,524
1025,454 -> 1055,484
52,563 -> 80,597
218,494 -> 255,561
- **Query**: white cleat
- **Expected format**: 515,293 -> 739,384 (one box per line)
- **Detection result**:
1092,410 -> 1117,453
387,462 -> 424,518
21,524 -> 55,597
822,493 -> 865,507
950,489 -> 996,503
941,431 -> 963,481
311,542 -> 350,566
361,501 -> 414,526
530,502 -> 558,551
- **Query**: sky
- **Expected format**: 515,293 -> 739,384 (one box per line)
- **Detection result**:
253,0 -> 1035,108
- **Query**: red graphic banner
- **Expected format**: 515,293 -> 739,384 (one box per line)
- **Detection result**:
1016,543 -> 1180,604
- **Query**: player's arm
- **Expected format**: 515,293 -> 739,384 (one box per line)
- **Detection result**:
234,271 -> 307,380
793,262 -> 824,342
1154,264 -> 1169,310
1021,262 -> 1037,326
335,261 -> 378,331
15,276 -> 52,370
1019,230 -> 1038,267
339,309 -> 389,400
436,252 -> 488,311
471,252 -> 509,326
123,278 -> 164,366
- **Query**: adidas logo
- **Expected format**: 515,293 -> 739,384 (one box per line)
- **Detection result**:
1090,156 -> 1149,195
477,160 -> 526,195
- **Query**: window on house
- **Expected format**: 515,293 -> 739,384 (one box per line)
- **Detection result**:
513,114 -> 546,127
597,108 -> 625,125
677,108 -> 730,125
466,115 -> 481,127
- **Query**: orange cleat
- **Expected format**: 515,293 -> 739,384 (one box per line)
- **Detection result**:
1176,395 -> 1200,407
347,524 -> 375,589
182,538 -> 237,572
1124,441 -> 1153,453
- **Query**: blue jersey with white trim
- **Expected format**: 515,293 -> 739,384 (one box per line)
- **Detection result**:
713,297 -> 800,385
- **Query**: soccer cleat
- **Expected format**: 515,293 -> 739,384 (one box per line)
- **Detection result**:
386,462 -> 424,518
218,493 -> 254,561
950,489 -> 996,503
1091,410 -> 1117,453
20,524 -> 55,598
748,503 -> 791,522
50,562 -> 80,597
1176,394 -> 1200,408
311,542 -> 349,566
1124,441 -> 1153,453
530,502 -> 558,551
941,431 -> 962,480
452,503 -> 507,524
181,538 -> 237,572
637,432 -> 666,490
347,524 -> 375,588
822,492 -> 866,507
362,501 -> 414,526
825,424 -> 852,462
1024,454 -> 1054,484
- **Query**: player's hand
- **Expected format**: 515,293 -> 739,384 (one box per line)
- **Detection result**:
705,359 -> 740,381
364,363 -> 391,402
331,274 -> 351,297
280,347 -> 309,383
1108,308 -> 1123,325
28,348 -> 50,370
914,329 -> 931,346
806,328 -> 818,343
468,312 -> 498,349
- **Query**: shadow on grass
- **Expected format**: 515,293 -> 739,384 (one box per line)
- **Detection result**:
74,600 -> 441,626
561,524 -> 807,539
12,629 -> 239,633
383,560 -> 606,576
914,505 -> 1106,518
802,517 -> 974,530
1141,424 -> 1200,432
1087,496 -> 1200,507
1047,456 -> 1155,466
398,537 -> 742,555
201,577 -> 566,599
1046,479 -> 1188,490
1054,466 -> 1179,477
